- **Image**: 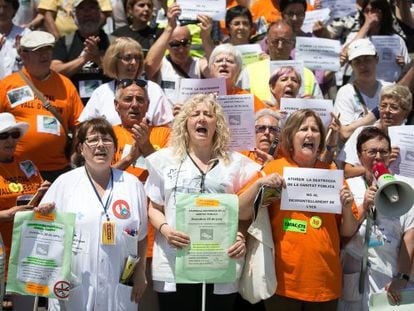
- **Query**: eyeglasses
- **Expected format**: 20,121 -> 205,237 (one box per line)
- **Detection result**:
168,38 -> 191,49
362,148 -> 390,158
213,57 -> 236,65
0,131 -> 21,140
284,11 -> 305,18
117,79 -> 148,88
118,54 -> 143,63
269,38 -> 294,46
379,103 -> 403,113
84,135 -> 114,148
255,125 -> 281,135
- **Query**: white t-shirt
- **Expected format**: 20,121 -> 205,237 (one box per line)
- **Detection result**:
79,80 -> 174,126
157,57 -> 203,105
334,80 -> 391,125
0,25 -> 30,79
42,167 -> 148,311
340,176 -> 414,310
144,148 -> 260,294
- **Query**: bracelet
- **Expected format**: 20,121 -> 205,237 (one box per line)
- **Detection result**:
158,222 -> 168,234
393,272 -> 410,282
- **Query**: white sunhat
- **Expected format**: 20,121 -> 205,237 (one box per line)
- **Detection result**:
0,113 -> 29,136
348,38 -> 377,62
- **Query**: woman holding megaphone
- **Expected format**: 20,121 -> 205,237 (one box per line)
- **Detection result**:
339,127 -> 414,310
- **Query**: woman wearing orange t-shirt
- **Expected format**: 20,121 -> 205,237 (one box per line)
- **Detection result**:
0,113 -> 49,309
240,109 -> 358,310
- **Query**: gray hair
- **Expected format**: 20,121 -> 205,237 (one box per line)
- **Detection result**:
255,108 -> 281,122
208,43 -> 243,76
380,84 -> 412,112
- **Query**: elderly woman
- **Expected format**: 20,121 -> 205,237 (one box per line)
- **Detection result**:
268,66 -> 302,110
38,118 -> 148,310
209,43 -> 266,112
145,94 -> 261,310
0,113 -> 48,309
240,109 -> 358,310
339,127 -> 414,310
240,109 -> 282,165
79,37 -> 173,126
337,84 -> 412,178
111,0 -> 163,55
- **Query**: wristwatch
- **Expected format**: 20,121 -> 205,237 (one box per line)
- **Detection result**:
394,272 -> 410,282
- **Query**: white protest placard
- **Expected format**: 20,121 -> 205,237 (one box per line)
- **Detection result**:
281,167 -> 344,214
371,36 -> 402,82
270,60 -> 305,95
176,77 -> 226,103
295,37 -> 341,71
321,0 -> 357,19
177,0 -> 226,21
217,94 -> 256,151
280,97 -> 333,128
235,44 -> 263,67
302,8 -> 331,34
388,125 -> 414,178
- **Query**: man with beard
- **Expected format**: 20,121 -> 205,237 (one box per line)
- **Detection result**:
50,0 -> 111,105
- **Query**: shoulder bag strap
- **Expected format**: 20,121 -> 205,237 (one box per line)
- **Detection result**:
353,83 -> 369,116
18,71 -> 70,136
166,55 -> 191,79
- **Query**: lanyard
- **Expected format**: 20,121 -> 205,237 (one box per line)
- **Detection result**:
85,167 -> 114,221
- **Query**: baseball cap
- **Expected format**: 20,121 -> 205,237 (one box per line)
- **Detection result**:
20,31 -> 55,51
348,38 -> 377,61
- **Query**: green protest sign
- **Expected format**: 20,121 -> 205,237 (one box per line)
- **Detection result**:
175,193 -> 238,283
6,211 -> 75,300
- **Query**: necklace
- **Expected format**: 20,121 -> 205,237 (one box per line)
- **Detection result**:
0,162 -> 24,193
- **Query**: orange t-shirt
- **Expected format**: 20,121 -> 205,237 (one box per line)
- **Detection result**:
0,68 -> 84,171
250,0 -> 315,23
112,124 -> 171,257
229,87 -> 267,112
241,156 -> 358,301
0,159 -> 43,278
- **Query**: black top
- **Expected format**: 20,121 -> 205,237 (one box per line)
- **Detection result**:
52,29 -> 111,105
112,25 -> 163,56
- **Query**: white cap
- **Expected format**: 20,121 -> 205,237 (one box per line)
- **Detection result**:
348,38 -> 377,61
73,0 -> 99,8
0,113 -> 29,136
20,31 -> 55,51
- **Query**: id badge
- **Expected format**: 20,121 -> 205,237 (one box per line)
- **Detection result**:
368,225 -> 384,248
101,221 -> 116,245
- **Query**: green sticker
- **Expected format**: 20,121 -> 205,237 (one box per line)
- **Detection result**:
283,218 -> 307,233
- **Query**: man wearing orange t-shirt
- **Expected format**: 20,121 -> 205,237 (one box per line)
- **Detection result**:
250,0 -> 314,24
0,31 -> 84,182
112,79 -> 170,311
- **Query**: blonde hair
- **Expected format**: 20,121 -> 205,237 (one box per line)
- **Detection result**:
102,37 -> 144,78
170,94 -> 230,162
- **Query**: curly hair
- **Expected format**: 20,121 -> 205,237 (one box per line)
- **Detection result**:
102,37 -> 144,79
281,109 -> 326,159
170,94 -> 230,163
380,84 -> 412,112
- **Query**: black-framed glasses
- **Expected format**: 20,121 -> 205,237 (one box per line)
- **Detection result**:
168,38 -> 191,49
0,131 -> 21,140
255,125 -> 281,135
117,79 -> 148,89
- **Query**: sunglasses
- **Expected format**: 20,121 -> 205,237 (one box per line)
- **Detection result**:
117,79 -> 148,88
255,125 -> 281,135
0,131 -> 21,140
168,38 -> 191,48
